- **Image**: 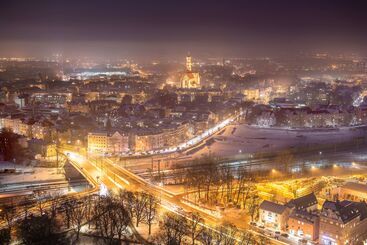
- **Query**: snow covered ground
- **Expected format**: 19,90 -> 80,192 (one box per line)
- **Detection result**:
191,124 -> 367,157
0,167 -> 65,185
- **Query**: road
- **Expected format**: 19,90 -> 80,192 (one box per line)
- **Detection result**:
65,150 -> 286,244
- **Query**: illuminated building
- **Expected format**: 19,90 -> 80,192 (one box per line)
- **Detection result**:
31,121 -> 54,140
243,89 -> 260,101
288,210 -> 320,241
259,200 -> 290,231
286,193 -> 320,241
334,182 -> 367,202
319,200 -> 367,245
133,123 -> 190,152
181,55 -> 200,89
87,131 -> 129,154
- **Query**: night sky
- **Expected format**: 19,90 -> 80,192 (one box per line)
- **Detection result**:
1,0 -> 367,59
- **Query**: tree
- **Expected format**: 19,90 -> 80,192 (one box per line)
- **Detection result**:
239,230 -> 256,245
34,190 -> 47,215
133,192 -> 148,227
118,190 -> 135,219
112,201 -> 130,241
157,213 -> 188,245
235,168 -> 248,205
94,196 -> 130,244
188,212 -> 204,245
256,234 -> 270,245
199,227 -> 215,245
17,214 -> 66,245
0,205 -> 16,231
0,228 -> 10,245
0,128 -> 20,161
71,199 -> 88,240
274,150 -> 294,174
145,194 -> 158,235
49,193 -> 61,222
220,164 -> 234,204
219,223 -> 237,245
248,195 -> 260,222
62,198 -> 77,229
22,199 -> 34,221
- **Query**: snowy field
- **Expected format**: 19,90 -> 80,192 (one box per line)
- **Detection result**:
191,124 -> 367,157
0,166 -> 65,185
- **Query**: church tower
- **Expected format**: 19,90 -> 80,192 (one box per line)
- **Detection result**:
181,54 -> 200,89
186,55 -> 192,72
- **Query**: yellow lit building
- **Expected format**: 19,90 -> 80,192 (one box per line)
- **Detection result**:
244,89 -> 260,101
87,131 -> 129,154
181,55 -> 200,89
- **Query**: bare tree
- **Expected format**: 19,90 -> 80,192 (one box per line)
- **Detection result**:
71,199 -> 88,240
0,205 -> 16,231
49,193 -> 61,222
188,212 -> 204,245
94,196 -> 117,244
239,230 -> 255,245
93,195 -> 131,244
248,194 -> 260,222
133,192 -> 148,227
34,191 -> 47,215
112,200 -> 130,241
221,223 -> 238,245
235,168 -> 248,205
21,199 -> 33,221
62,198 -> 77,229
256,234 -> 270,245
241,184 -> 254,210
157,213 -> 188,245
118,190 -> 135,219
199,227 -> 215,245
84,194 -> 94,228
145,194 -> 158,235
275,149 -> 294,174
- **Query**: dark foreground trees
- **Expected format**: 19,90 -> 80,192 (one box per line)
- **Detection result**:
0,128 -> 23,161
17,214 -> 67,245
93,195 -> 131,244
155,213 -> 188,245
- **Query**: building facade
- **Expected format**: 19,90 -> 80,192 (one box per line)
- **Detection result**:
87,131 -> 129,154
259,200 -> 290,231
319,200 -> 367,245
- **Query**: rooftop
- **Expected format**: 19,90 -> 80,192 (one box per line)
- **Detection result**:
341,182 -> 367,194
287,192 -> 318,210
260,200 -> 288,214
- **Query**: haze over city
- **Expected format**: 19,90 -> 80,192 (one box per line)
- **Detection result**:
1,1 -> 367,245
1,0 -> 367,59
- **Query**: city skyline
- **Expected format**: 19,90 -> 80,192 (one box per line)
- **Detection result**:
1,1 -> 367,245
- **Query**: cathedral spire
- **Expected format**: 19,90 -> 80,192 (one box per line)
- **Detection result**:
186,54 -> 192,72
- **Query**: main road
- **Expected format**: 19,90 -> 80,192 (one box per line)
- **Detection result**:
65,150 -> 287,244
